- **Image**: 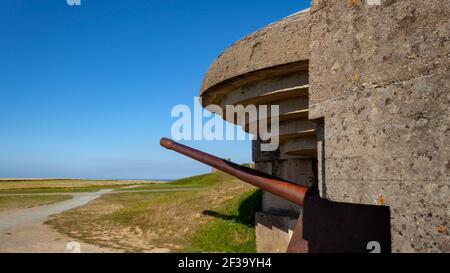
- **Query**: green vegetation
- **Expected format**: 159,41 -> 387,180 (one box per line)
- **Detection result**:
0,179 -> 163,193
241,163 -> 255,169
0,186 -> 114,194
0,195 -> 72,212
116,173 -> 220,191
186,189 -> 262,253
46,172 -> 261,253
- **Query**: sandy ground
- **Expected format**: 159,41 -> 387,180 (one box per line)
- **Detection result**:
0,190 -> 120,253
0,188 -> 193,253
0,215 -> 118,253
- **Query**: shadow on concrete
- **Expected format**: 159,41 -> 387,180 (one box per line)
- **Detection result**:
202,189 -> 262,227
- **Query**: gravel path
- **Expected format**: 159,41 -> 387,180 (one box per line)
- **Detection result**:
0,190 -> 117,253
0,187 -> 193,253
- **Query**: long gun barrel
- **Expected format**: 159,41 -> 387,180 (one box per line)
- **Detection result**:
160,138 -> 309,206
160,137 -> 392,253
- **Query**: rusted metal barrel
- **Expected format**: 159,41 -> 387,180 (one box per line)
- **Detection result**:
160,138 -> 309,206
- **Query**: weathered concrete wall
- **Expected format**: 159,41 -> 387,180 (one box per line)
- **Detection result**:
309,0 -> 450,252
255,213 -> 297,253
255,158 -> 312,215
200,9 -> 310,102
198,8 -> 314,253
200,9 -> 310,107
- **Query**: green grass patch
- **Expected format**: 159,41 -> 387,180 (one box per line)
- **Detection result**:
0,179 -> 161,192
0,194 -> 72,212
106,191 -> 196,227
185,189 -> 262,253
0,186 -> 115,194
116,172 -> 222,191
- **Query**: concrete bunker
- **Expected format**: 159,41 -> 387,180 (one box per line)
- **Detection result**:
199,1 -> 449,253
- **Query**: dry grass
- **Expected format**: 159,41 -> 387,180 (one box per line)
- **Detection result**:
0,179 -> 164,191
0,195 -> 73,212
46,172 -> 257,252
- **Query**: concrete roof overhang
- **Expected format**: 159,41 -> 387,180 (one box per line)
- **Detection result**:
199,8 -> 311,107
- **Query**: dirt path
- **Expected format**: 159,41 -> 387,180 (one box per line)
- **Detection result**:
0,188 -> 194,253
0,190 -> 120,253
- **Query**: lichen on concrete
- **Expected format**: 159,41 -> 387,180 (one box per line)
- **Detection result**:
309,0 -> 450,252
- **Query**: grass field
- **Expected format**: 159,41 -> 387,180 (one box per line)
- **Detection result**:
114,173 -> 220,191
187,189 -> 262,252
0,179 -> 164,193
0,195 -> 73,212
46,172 -> 261,253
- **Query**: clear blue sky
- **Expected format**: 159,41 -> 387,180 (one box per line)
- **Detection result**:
0,0 -> 311,180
